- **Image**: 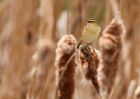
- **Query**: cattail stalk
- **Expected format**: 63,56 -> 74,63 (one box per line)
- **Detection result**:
134,86 -> 140,99
55,34 -> 77,99
98,17 -> 124,98
134,79 -> 140,99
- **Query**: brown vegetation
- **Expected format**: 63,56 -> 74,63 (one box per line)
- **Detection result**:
0,0 -> 140,99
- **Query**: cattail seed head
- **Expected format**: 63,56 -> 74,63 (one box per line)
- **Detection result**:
98,18 -> 125,98
55,34 -> 77,99
79,43 -> 101,93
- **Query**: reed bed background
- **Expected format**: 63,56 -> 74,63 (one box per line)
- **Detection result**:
0,0 -> 140,99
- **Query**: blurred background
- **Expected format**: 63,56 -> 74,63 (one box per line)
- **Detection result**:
0,0 -> 140,99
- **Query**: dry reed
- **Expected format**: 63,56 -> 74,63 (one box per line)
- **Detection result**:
134,86 -> 140,99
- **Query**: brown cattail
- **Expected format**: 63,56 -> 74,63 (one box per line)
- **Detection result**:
27,39 -> 55,99
55,34 -> 77,99
79,43 -> 101,93
97,17 -> 124,98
